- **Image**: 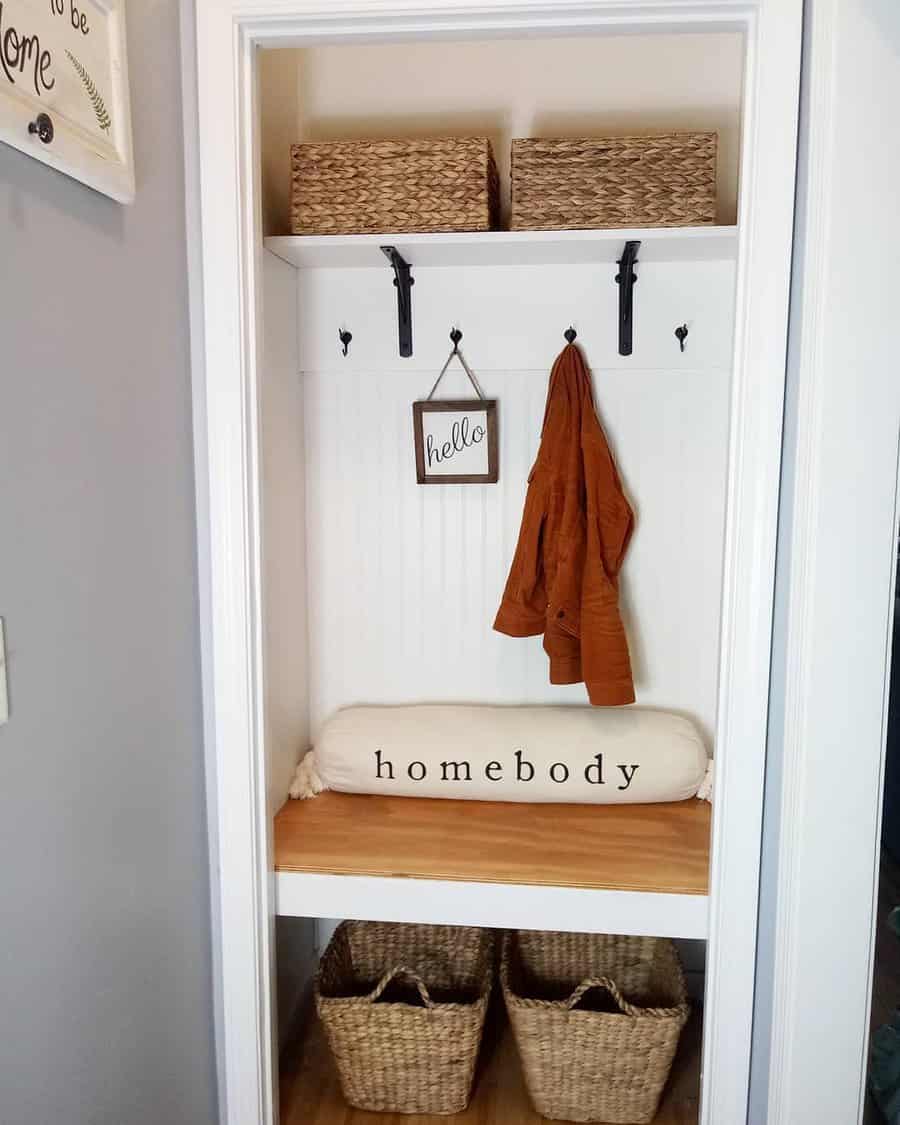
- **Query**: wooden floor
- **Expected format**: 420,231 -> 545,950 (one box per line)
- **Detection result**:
274,793 -> 710,896
280,1002 -> 702,1125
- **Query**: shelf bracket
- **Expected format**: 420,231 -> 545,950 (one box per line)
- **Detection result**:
614,240 -> 640,357
380,245 -> 414,358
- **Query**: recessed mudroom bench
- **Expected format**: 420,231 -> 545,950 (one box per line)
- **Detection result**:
274,793 -> 710,938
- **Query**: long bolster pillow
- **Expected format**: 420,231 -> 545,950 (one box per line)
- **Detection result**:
289,705 -> 712,805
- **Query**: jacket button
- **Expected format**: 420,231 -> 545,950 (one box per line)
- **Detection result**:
557,610 -> 565,619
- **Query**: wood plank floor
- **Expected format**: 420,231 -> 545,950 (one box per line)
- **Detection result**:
280,1002 -> 701,1125
274,793 -> 710,896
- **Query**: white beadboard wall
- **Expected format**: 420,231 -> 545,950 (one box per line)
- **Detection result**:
290,258 -> 735,746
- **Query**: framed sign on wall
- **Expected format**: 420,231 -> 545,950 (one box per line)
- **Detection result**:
413,400 -> 499,485
413,329 -> 499,485
0,0 -> 134,202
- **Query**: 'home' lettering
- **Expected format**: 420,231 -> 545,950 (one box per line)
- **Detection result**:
0,5 -> 55,96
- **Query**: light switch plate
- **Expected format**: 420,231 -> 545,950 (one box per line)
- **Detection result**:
0,618 -> 8,725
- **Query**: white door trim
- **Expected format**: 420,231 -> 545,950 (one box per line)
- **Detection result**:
182,4 -> 801,1122
755,1 -> 900,1121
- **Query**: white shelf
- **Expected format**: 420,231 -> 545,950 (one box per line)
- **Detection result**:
264,225 -> 738,270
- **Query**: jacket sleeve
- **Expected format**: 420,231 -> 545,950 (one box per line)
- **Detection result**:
584,419 -> 634,581
493,487 -> 548,637
594,470 -> 634,581
582,469 -> 636,706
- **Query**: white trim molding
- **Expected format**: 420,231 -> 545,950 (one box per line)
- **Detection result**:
184,4 -> 802,1123
757,0 -> 900,1121
699,6 -> 802,1121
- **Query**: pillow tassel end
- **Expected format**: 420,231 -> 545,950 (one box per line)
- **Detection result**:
289,751 -> 326,800
696,759 -> 714,803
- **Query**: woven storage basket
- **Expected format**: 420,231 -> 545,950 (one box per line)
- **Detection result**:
291,138 -> 500,235
316,921 -> 495,1115
501,930 -> 690,1124
510,133 -> 717,230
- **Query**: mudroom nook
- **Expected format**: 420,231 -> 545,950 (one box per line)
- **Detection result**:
187,4 -> 801,1123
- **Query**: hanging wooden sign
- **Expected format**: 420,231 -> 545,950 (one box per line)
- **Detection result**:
413,398 -> 499,484
0,0 -> 134,203
413,330 -> 499,485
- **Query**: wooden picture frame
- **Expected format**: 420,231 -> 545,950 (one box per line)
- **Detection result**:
0,0 -> 134,203
413,399 -> 498,484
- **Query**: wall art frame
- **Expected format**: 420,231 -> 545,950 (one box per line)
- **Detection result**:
413,399 -> 499,484
0,0 -> 134,202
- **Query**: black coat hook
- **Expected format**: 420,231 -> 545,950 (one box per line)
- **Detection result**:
675,324 -> 689,353
339,328 -> 352,357
564,327 -> 577,344
450,327 -> 463,353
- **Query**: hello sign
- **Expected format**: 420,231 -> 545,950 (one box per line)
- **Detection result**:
0,0 -> 134,202
413,333 -> 499,485
413,398 -> 499,484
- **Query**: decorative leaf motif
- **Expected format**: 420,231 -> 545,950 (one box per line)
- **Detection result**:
66,51 -> 112,134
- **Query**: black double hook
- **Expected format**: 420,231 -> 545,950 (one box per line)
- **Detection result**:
339,328 -> 352,357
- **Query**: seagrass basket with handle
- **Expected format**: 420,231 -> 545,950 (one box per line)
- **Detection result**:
316,921 -> 495,1115
501,930 -> 690,1124
510,133 -> 717,230
291,137 -> 500,235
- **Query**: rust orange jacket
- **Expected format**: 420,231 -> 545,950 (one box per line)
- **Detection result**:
493,343 -> 635,705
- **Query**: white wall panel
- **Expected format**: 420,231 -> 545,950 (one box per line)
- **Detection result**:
300,260 -> 733,743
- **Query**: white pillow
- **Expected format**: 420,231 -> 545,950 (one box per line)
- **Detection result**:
289,705 -> 711,805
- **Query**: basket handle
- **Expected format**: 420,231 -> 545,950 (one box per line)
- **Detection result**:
565,977 -> 687,1020
367,965 -> 435,1009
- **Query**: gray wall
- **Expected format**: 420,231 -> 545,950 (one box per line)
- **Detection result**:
0,3 -> 217,1123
